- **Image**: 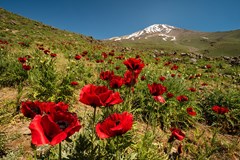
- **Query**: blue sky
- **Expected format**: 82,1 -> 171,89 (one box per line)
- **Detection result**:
1,0 -> 240,39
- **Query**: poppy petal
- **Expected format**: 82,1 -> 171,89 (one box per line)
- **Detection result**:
29,115 -> 50,146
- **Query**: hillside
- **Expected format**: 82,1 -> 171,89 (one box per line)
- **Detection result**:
107,24 -> 240,57
0,8 -> 101,53
0,8 -> 240,160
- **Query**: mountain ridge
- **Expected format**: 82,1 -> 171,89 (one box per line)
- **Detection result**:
106,24 -> 240,57
109,24 -> 179,41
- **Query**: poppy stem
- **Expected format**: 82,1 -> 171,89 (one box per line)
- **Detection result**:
59,142 -> 62,160
34,148 -> 37,160
92,107 -> 97,150
168,141 -> 174,155
16,81 -> 23,114
116,136 -> 120,160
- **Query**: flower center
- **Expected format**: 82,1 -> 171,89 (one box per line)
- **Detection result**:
31,107 -> 41,114
56,121 -> 69,130
115,120 -> 120,126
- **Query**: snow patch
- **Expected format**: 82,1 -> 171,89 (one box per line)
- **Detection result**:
159,34 -> 176,41
108,24 -> 177,41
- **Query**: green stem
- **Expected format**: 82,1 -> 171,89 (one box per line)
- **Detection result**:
116,136 -> 120,160
16,81 -> 23,113
92,107 -> 97,150
93,107 -> 97,132
34,148 -> 37,160
59,142 -> 62,160
168,141 -> 174,155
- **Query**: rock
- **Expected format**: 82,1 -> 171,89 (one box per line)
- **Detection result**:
223,56 -> 230,60
230,57 -> 240,66
121,47 -> 131,52
188,53 -> 196,58
181,53 -> 187,56
190,58 -> 197,64
171,58 -> 181,62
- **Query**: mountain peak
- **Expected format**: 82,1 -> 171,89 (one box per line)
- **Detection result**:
108,24 -> 178,41
144,24 -> 176,33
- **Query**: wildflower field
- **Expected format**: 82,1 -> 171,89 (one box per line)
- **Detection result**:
0,8 -> 240,160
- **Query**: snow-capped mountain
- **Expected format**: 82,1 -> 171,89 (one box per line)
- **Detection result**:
108,24 -> 179,41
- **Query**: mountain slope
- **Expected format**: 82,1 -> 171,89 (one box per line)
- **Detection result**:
107,24 -> 240,57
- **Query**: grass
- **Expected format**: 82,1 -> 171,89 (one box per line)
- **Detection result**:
0,7 -> 240,159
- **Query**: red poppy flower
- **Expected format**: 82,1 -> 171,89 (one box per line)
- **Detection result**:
38,46 -> 44,50
96,112 -> 133,139
171,64 -> 179,70
153,95 -> 166,104
21,101 -> 69,119
109,75 -> 124,89
70,81 -> 78,86
169,128 -> 185,141
18,42 -> 26,46
109,51 -> 114,56
21,101 -> 43,119
44,50 -> 50,54
50,53 -> 57,57
102,52 -> 108,59
167,92 -> 174,98
189,75 -> 194,80
195,74 -> 202,78
0,40 -> 8,44
176,95 -> 188,102
186,107 -> 197,116
82,51 -> 88,56
79,84 -> 123,107
115,66 -> 120,70
29,111 -> 81,146
212,106 -> 229,114
41,102 -> 69,114
159,76 -> 166,82
131,87 -> 134,93
205,64 -> 211,69
123,70 -> 137,87
100,70 -> 114,81
96,59 -> 104,63
164,61 -> 171,66
188,87 -> 196,92
18,57 -> 27,63
123,58 -> 145,73
75,54 -> 82,60
22,64 -> 31,70
141,75 -> 146,81
171,74 -> 176,77
115,56 -> 124,60
148,83 -> 167,96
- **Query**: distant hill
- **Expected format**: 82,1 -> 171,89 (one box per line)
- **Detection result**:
0,8 -> 100,52
107,24 -> 240,57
